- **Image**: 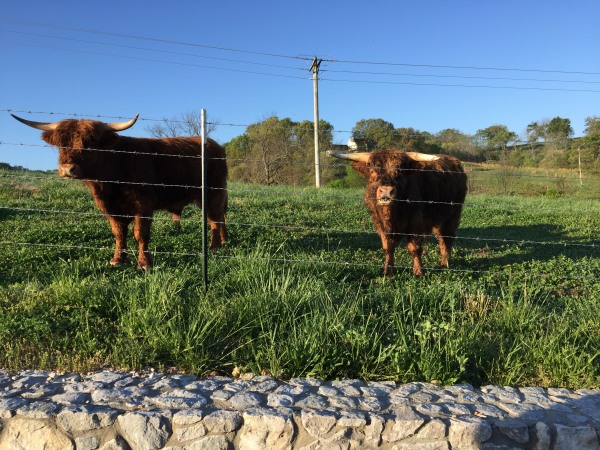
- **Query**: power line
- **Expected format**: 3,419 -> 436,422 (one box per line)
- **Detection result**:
319,76 -> 600,94
3,19 -> 598,79
0,29 -> 307,72
1,19 -> 312,62
321,67 -> 600,86
6,38 -> 595,93
2,41 -> 311,81
323,57 -> 600,77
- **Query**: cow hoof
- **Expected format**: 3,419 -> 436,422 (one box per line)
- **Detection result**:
110,257 -> 127,266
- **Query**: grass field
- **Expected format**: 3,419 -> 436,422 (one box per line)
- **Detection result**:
0,166 -> 599,388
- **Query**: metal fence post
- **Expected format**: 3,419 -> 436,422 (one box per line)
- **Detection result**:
201,109 -> 208,288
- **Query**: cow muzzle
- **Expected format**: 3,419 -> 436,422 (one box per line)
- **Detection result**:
58,164 -> 82,179
377,186 -> 396,205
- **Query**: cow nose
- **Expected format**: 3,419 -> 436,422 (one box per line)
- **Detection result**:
377,185 -> 396,204
58,164 -> 79,178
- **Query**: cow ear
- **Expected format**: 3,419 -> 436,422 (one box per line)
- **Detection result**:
351,161 -> 370,179
41,129 -> 58,146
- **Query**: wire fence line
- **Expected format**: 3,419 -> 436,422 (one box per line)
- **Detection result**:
1,177 -> 598,216
2,107 -> 595,146
0,205 -> 597,250
2,141 -> 599,184
2,171 -> 599,216
0,174 -> 600,217
0,240 -> 596,284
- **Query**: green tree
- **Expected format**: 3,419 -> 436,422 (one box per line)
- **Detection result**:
584,116 -> 600,135
225,116 -> 338,185
434,128 -> 481,161
352,118 -> 396,150
474,125 -> 517,160
526,121 -> 546,143
294,120 -> 342,184
579,116 -> 600,173
393,127 -> 428,149
546,117 -> 573,141
538,117 -> 573,168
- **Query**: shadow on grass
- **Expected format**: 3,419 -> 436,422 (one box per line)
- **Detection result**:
458,224 -> 599,266
273,223 -> 599,275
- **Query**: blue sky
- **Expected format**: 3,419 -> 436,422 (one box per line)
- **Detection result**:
1,1 -> 599,170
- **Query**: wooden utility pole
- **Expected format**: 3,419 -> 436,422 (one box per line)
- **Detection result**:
310,57 -> 322,188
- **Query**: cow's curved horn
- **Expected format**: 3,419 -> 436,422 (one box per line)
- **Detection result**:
327,151 -> 371,163
405,151 -> 440,161
11,114 -> 59,131
105,114 -> 139,131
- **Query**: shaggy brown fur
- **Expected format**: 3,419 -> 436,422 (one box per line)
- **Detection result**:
35,118 -> 227,269
352,150 -> 467,276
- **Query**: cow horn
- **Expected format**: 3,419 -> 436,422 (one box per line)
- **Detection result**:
327,151 -> 371,163
105,114 -> 139,131
405,151 -> 440,161
11,114 -> 59,131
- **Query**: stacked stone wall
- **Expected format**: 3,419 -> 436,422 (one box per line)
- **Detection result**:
0,370 -> 599,449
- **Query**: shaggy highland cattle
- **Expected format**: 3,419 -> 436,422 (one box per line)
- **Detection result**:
12,113 -> 228,269
330,149 -> 467,276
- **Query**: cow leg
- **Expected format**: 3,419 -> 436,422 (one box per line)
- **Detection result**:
171,211 -> 182,231
206,194 -> 228,249
436,213 -> 461,268
219,214 -> 228,244
107,216 -> 130,266
133,215 -> 153,269
380,232 -> 396,276
433,227 -> 450,268
407,237 -> 424,276
207,214 -> 227,250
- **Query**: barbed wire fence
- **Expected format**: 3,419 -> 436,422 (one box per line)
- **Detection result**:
1,111 -> 599,284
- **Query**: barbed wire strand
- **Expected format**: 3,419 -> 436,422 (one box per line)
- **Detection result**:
0,205 -> 598,250
2,174 -> 600,217
1,108 -> 595,146
0,240 -> 597,283
1,141 -> 599,184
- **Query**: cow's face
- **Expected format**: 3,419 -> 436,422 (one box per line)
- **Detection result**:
11,114 -> 138,180
42,120 -> 107,179
362,152 -> 408,206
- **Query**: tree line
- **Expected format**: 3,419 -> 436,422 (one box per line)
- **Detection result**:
147,113 -> 600,186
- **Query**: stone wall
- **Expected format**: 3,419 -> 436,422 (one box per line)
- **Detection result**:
0,370 -> 599,449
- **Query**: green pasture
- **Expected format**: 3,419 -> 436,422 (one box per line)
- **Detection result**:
0,166 -> 599,388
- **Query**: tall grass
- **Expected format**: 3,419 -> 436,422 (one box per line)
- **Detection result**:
0,167 -> 599,388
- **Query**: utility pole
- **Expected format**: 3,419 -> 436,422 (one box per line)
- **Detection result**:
310,57 -> 322,188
